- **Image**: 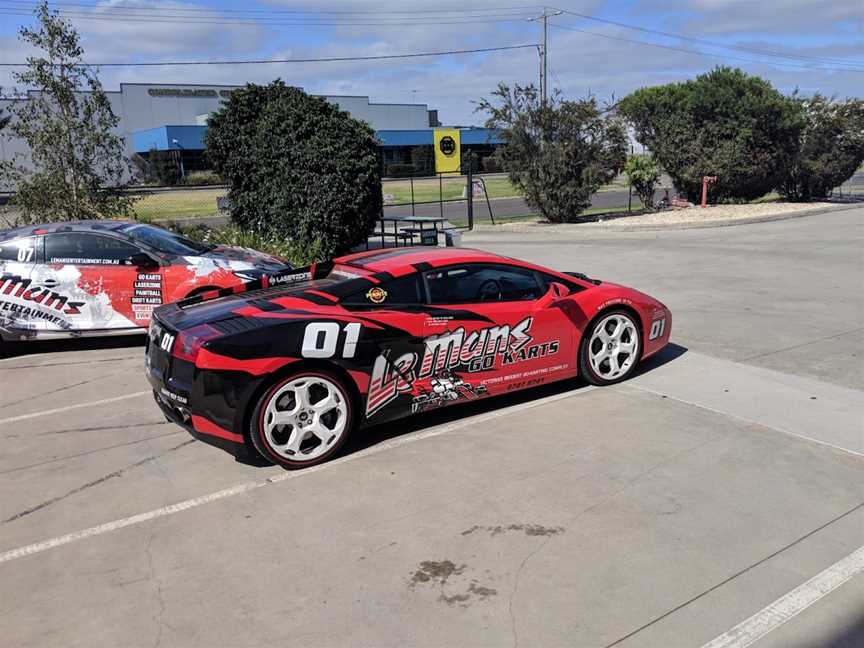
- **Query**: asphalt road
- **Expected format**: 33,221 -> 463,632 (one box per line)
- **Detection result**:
383,187 -> 645,223
1,207 -> 863,647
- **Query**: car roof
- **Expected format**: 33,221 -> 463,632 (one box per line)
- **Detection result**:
0,219 -> 136,242
336,247 -> 519,274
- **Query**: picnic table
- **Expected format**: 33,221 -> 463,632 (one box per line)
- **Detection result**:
373,215 -> 447,248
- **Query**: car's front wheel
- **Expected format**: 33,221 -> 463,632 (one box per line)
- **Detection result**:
249,370 -> 354,469
579,310 -> 641,385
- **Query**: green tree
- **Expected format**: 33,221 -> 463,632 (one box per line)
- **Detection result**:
624,154 -> 661,210
0,1 -> 136,223
205,81 -> 382,259
478,83 -> 626,223
778,94 -> 864,201
619,67 -> 804,203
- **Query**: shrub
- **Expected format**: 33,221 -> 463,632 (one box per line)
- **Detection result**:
205,81 -> 382,260
619,67 -> 804,203
778,95 -> 864,201
624,154 -> 661,210
167,223 -> 322,267
385,164 -> 417,178
180,169 -> 224,186
477,83 -> 626,223
147,150 -> 182,186
481,156 -> 502,173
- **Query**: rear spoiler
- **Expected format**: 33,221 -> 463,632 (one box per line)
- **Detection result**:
176,260 -> 335,309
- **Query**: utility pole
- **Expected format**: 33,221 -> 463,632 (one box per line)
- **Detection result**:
528,7 -> 562,107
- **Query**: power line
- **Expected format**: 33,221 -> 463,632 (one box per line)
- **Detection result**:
547,22 -> 864,73
0,43 -> 540,67
0,0 -> 543,15
552,7 -> 864,68
0,10 -> 539,26
0,1 -> 541,24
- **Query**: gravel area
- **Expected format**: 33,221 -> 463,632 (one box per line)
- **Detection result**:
479,201 -> 840,232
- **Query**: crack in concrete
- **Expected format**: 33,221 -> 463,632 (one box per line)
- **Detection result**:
0,356 -> 138,371
2,439 -> 194,523
145,531 -> 167,648
0,431 -> 186,475
738,326 -> 864,362
0,371 -> 126,409
509,536 -> 553,648
504,438 -> 720,647
1,420 -> 170,440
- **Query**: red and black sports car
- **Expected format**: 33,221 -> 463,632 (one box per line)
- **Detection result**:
146,247 -> 671,468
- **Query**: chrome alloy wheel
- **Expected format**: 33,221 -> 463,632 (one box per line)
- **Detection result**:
262,376 -> 348,461
588,313 -> 639,381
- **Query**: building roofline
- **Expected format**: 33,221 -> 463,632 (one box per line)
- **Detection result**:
119,82 -> 244,88
10,84 -> 433,110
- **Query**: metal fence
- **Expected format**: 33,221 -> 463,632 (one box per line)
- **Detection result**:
124,169 -> 519,230
4,170 -> 861,233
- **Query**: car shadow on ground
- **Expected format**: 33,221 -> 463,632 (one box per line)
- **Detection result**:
340,342 -> 689,460
800,614 -> 864,648
0,334 -> 145,360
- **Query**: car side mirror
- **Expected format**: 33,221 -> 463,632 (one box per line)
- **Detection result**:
128,252 -> 159,268
537,281 -> 569,308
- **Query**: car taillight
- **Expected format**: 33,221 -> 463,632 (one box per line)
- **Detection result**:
172,324 -> 220,363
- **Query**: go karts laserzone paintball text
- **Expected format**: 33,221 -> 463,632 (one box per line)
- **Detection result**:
146,247 -> 671,469
0,221 -> 290,341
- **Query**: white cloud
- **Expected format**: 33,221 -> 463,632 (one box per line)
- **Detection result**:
1,0 -> 862,125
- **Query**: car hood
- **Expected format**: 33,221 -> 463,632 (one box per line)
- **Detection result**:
199,245 -> 289,272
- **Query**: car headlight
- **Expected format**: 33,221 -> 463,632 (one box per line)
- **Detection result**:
233,269 -> 268,282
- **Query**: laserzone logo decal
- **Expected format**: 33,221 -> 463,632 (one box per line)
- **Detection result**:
366,316 -> 560,416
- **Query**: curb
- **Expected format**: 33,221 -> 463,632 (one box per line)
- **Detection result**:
470,202 -> 862,235
590,202 -> 862,232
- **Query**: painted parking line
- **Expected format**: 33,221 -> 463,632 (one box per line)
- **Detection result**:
701,545 -> 864,648
0,391 -> 150,426
0,385 -> 595,565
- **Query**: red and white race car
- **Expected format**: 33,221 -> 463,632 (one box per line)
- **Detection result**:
0,220 -> 290,341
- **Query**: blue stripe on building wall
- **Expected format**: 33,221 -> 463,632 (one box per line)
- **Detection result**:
132,125 -> 208,153
133,126 -> 502,153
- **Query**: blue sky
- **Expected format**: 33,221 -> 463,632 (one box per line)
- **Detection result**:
0,1 -> 861,125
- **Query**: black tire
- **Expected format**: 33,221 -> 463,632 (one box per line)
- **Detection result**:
248,369 -> 355,469
578,309 -> 642,386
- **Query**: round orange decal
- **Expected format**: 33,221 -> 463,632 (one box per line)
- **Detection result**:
366,287 -> 388,304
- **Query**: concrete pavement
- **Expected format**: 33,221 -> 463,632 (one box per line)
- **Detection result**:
1,207 -> 863,647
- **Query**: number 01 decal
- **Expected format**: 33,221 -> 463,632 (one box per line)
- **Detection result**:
649,318 -> 666,341
302,322 -> 361,359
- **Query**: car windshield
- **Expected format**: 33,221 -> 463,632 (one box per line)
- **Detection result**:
121,224 -> 214,256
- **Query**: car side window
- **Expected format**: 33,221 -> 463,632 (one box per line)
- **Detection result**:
0,237 -> 38,263
425,264 -> 543,304
45,233 -> 141,266
537,272 -> 582,294
342,274 -> 424,307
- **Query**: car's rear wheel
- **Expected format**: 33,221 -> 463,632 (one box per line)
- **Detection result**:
579,310 -> 641,385
249,370 -> 354,469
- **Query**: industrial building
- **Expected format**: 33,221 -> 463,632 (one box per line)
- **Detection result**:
0,82 -> 502,184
